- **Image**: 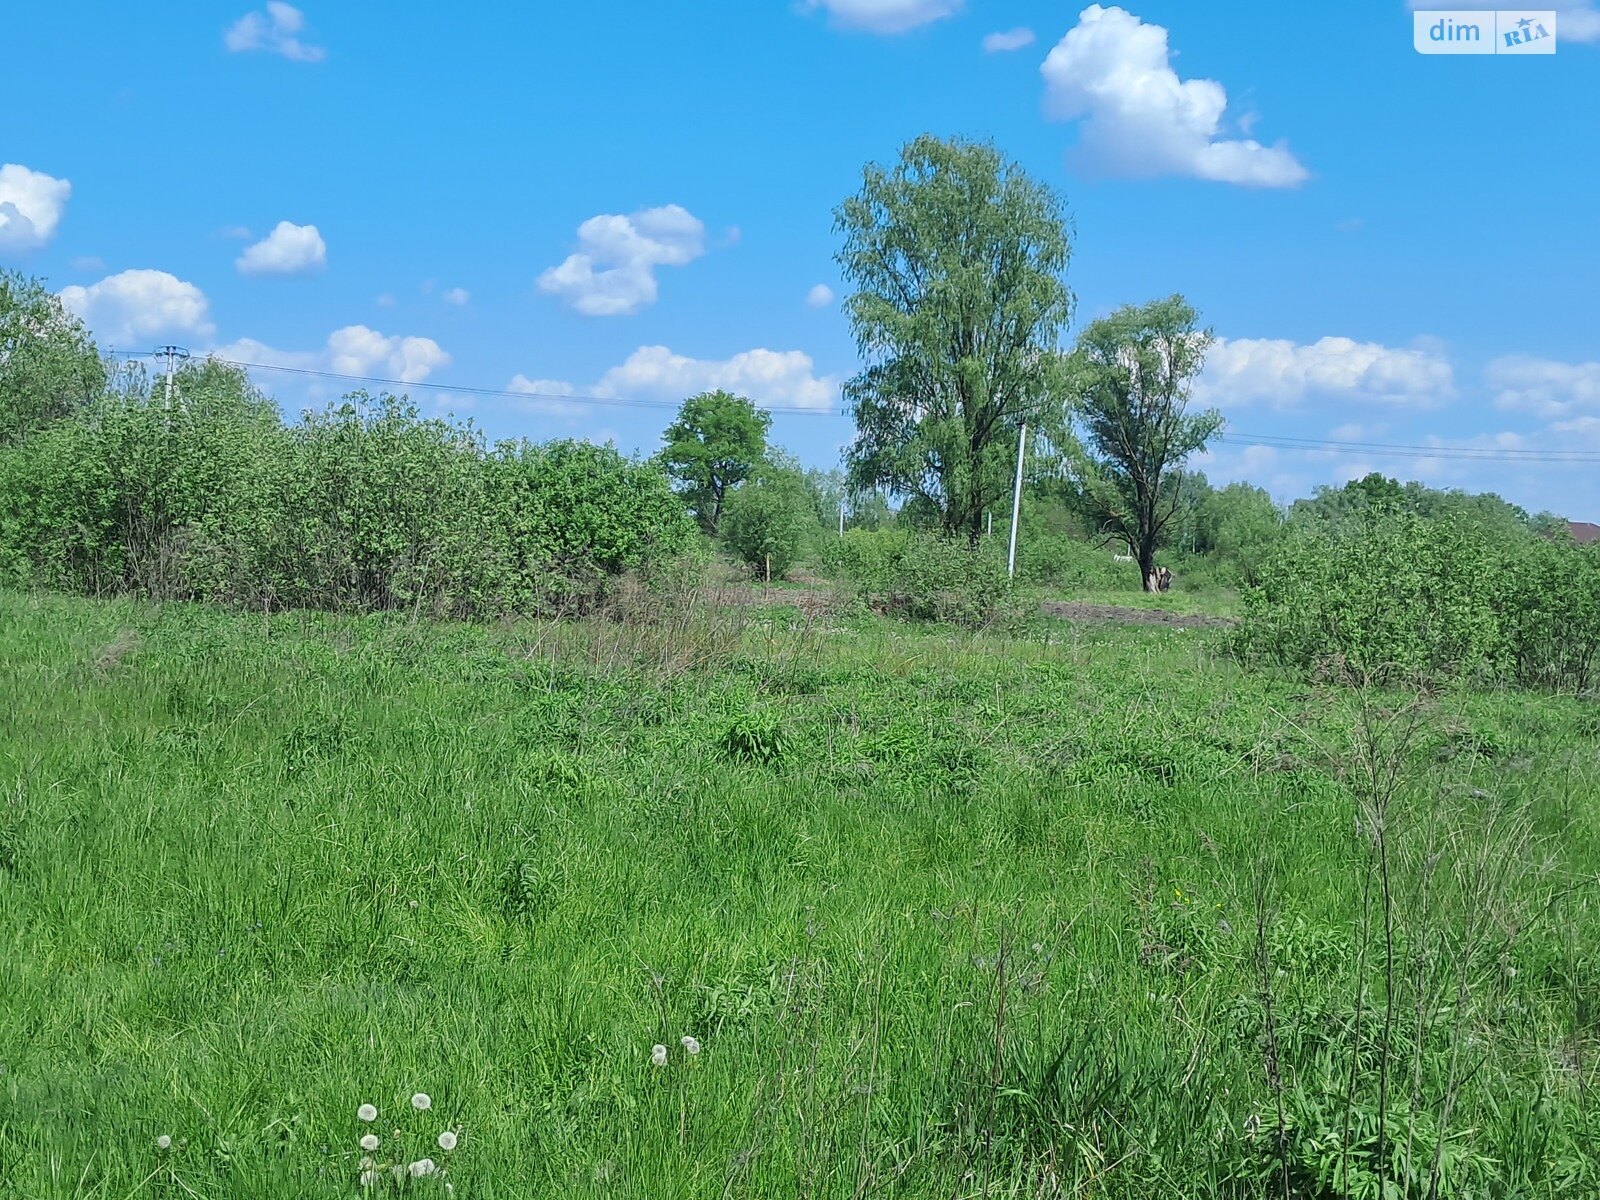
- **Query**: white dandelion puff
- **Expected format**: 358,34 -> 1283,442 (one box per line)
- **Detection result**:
360,1133 -> 380,1152
359,1156 -> 375,1170
411,1092 -> 431,1111
360,1169 -> 381,1187
437,1130 -> 458,1151
409,1157 -> 437,1177
156,1134 -> 172,1151
681,1035 -> 701,1056
357,1103 -> 378,1122
651,1043 -> 669,1066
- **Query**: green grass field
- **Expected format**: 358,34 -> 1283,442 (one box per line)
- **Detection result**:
3,590 -> 1598,1198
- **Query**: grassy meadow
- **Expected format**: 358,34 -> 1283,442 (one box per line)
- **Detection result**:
2,587 -> 1599,1198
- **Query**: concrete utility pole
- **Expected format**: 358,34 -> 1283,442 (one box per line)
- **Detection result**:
839,499 -> 846,537
156,345 -> 190,407
1007,423 -> 1027,580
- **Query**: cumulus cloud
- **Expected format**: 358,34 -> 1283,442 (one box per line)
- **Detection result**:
805,284 -> 835,308
507,345 -> 840,413
236,221 -> 327,276
442,287 -> 469,306
605,346 -> 839,410
1404,0 -> 1600,42
224,2 -> 326,62
538,205 -> 706,317
805,0 -> 963,33
0,163 -> 71,253
327,326 -> 448,381
1041,6 -> 1308,187
217,325 -> 450,384
983,27 -> 1036,52
1193,336 -> 1455,410
59,269 -> 215,348
1487,355 -> 1600,418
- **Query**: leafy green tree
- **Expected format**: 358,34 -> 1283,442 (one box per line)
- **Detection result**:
1062,295 -> 1221,591
0,271 -> 105,447
660,390 -> 771,534
1290,474 -> 1545,546
835,135 -> 1075,543
721,457 -> 814,580
1197,480 -> 1283,585
1290,472 -> 1408,531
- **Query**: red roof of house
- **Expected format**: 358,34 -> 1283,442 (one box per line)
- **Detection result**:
1571,522 -> 1600,545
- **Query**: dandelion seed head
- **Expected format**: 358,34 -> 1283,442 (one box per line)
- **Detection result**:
156,1134 -> 171,1151
411,1092 -> 431,1111
360,1169 -> 381,1187
357,1103 -> 378,1122
680,1035 -> 701,1056
359,1156 -> 375,1170
409,1157 -> 437,1177
651,1043 -> 669,1066
360,1133 -> 380,1152
437,1130 -> 458,1151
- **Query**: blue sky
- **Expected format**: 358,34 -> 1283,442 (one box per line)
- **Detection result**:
3,0 -> 1597,517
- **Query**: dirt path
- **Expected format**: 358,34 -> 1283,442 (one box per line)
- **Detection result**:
1040,601 -> 1236,629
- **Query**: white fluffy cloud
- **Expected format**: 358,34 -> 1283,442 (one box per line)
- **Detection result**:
225,2 -> 325,62
805,0 -> 963,33
1041,6 -> 1308,187
59,270 -> 215,348
442,287 -> 469,306
0,163 -> 71,253
217,325 -> 450,384
538,205 -> 706,317
236,221 -> 327,276
604,346 -> 839,410
805,284 -> 835,308
508,345 -> 840,413
1405,0 -> 1600,42
1194,337 -> 1455,409
983,27 -> 1036,52
327,326 -> 448,381
1487,355 -> 1600,417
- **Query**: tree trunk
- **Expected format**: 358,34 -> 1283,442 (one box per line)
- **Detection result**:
1139,540 -> 1157,593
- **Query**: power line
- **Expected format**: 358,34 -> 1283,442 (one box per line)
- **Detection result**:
111,351 -> 846,417
111,349 -> 1600,464
1217,432 -> 1600,465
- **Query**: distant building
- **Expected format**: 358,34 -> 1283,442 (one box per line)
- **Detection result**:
1571,522 -> 1600,545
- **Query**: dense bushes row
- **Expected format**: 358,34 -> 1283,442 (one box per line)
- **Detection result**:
0,362 -> 697,616
1237,513 -> 1600,692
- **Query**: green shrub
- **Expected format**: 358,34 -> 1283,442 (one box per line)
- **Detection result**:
1500,537 -> 1600,693
0,367 -> 696,618
719,462 -> 814,579
1237,514 -> 1600,691
819,528 -> 1012,625
479,437 -> 697,612
0,361 -> 285,599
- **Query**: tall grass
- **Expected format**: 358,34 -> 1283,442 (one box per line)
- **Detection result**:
1,591 -> 1597,1197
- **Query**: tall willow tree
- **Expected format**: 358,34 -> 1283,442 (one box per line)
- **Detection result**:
1064,295 -> 1222,591
835,136 -> 1074,543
